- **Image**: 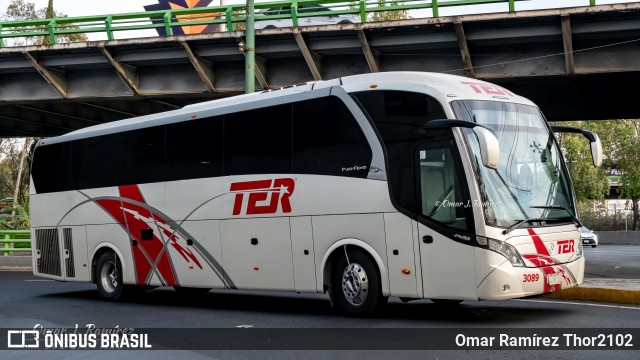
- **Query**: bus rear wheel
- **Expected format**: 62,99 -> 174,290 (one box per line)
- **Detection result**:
95,252 -> 145,301
96,252 -> 124,301
329,249 -> 386,316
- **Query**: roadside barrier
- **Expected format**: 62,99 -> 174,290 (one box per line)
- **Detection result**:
0,230 -> 31,256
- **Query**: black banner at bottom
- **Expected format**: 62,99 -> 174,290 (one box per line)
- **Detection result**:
2,328 -> 639,350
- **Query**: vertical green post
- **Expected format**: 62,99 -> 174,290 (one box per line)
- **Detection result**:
359,0 -> 366,23
291,1 -> 299,27
245,0 -> 255,94
0,25 -> 4,48
105,16 -> 114,41
590,0 -> 596,6
164,11 -> 174,36
432,0 -> 439,18
226,7 -> 234,31
48,19 -> 57,45
508,0 -> 515,12
3,233 -> 9,257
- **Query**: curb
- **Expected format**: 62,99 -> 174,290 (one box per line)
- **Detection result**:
546,287 -> 640,305
0,256 -> 31,268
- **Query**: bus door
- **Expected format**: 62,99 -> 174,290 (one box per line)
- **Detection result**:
415,137 -> 477,300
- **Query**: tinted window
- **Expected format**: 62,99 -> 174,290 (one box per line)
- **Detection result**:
32,142 -> 71,193
71,127 -> 165,190
71,134 -> 117,189
166,117 -> 223,181
293,96 -> 372,178
353,91 -> 447,213
117,126 -> 165,185
224,104 -> 292,175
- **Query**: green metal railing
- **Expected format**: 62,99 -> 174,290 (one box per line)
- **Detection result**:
0,230 -> 31,256
0,0 -> 608,47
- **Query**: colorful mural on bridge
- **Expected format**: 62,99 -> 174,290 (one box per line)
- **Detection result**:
144,0 -> 221,36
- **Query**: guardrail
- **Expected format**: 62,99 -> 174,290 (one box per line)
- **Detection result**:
0,0 -> 607,47
0,230 -> 31,256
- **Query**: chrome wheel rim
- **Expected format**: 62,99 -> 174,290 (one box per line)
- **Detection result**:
341,263 -> 368,306
100,261 -> 118,293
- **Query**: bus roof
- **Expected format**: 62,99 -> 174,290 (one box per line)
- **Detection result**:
43,72 -> 535,145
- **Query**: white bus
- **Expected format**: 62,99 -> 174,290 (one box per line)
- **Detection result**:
30,72 -> 602,315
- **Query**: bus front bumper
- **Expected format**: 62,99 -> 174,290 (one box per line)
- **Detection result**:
477,255 -> 584,300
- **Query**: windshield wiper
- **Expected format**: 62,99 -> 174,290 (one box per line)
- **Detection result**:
503,218 -> 552,235
530,205 -> 582,228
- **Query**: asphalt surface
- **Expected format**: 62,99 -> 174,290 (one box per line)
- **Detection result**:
1,245 -> 639,299
1,245 -> 639,359
0,270 -> 639,359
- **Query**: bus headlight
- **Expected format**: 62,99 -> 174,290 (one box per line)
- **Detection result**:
488,239 -> 525,267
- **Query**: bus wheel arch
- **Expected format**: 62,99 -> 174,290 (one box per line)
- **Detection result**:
91,245 -> 142,301
90,244 -> 125,284
322,241 -> 389,315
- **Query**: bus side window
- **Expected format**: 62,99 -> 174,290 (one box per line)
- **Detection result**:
224,104 -> 292,176
292,96 -> 372,178
352,90 -> 447,214
32,142 -> 72,193
166,117 -> 223,181
418,145 -> 468,230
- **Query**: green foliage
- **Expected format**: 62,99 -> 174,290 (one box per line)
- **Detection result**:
2,0 -> 88,46
0,204 -> 30,230
369,0 -> 410,22
553,119 -> 640,230
553,120 -> 612,201
617,128 -> 640,199
0,139 -> 28,204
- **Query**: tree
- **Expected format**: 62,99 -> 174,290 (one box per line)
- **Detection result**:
2,0 -> 88,46
553,119 -> 640,230
369,0 -> 409,22
554,120 -> 611,202
617,121 -> 640,230
0,139 -> 30,203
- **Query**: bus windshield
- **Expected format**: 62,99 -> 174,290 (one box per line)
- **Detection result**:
452,100 -> 576,228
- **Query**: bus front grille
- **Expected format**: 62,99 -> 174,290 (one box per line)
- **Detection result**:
35,229 -> 61,277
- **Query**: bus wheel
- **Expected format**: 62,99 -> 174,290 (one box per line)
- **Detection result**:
96,252 -> 125,301
329,249 -> 386,316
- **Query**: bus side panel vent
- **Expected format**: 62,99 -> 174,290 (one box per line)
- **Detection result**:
63,228 -> 75,278
35,229 -> 62,277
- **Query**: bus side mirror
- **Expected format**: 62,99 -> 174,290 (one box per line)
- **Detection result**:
423,119 -> 500,170
551,126 -> 603,167
588,132 -> 603,167
473,126 -> 500,170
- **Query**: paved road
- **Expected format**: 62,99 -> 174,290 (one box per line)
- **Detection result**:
583,245 -> 640,279
1,245 -> 638,359
1,271 -> 639,359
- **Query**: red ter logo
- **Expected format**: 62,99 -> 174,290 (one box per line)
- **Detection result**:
461,81 -> 514,97
230,178 -> 295,215
557,240 -> 575,254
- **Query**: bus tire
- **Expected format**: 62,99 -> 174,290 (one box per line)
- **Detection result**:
329,249 -> 386,316
96,251 -> 125,301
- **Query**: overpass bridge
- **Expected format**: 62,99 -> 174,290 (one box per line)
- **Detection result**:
0,0 -> 639,136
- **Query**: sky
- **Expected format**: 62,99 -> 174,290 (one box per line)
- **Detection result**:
0,0 -> 635,19
0,0 -> 636,41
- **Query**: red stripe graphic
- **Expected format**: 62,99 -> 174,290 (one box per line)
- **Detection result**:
523,228 -> 573,292
95,185 -> 203,286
